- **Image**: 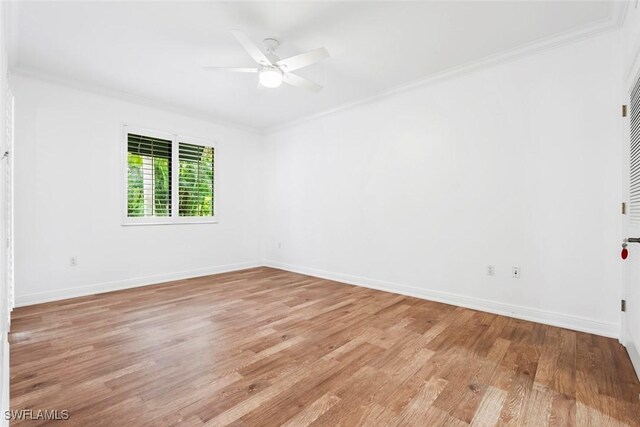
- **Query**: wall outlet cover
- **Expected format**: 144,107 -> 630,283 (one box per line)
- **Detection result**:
487,265 -> 495,276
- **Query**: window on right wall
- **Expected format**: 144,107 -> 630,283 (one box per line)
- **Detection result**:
124,126 -> 217,225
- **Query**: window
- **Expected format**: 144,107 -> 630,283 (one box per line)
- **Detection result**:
123,126 -> 216,224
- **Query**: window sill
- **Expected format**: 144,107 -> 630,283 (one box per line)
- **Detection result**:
122,218 -> 219,226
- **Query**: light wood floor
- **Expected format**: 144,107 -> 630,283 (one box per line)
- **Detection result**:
10,267 -> 640,426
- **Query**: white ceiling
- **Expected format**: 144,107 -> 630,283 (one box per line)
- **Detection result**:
9,1 -> 619,132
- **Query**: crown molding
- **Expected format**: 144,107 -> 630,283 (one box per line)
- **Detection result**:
9,66 -> 261,135
611,0 -> 630,29
264,3 -> 628,135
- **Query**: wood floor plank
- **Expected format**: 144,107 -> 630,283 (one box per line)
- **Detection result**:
471,385 -> 507,427
280,393 -> 340,427
9,267 -> 640,426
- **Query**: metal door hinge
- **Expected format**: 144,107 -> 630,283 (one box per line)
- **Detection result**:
622,202 -> 627,214
622,299 -> 627,312
623,105 -> 628,117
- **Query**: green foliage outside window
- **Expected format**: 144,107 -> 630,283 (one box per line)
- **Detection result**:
179,145 -> 214,217
127,141 -> 214,218
127,153 -> 171,217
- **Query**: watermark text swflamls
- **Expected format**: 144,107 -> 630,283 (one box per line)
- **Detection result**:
4,409 -> 70,421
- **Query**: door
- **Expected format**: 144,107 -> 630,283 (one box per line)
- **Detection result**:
623,72 -> 640,378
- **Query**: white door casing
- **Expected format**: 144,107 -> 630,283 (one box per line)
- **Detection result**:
4,87 -> 13,319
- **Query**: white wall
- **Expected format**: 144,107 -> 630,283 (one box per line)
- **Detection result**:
13,75 -> 264,305
264,31 -> 622,338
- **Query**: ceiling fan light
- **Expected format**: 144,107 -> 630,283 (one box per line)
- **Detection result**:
259,67 -> 283,88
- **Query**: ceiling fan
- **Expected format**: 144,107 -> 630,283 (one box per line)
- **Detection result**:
204,30 -> 329,92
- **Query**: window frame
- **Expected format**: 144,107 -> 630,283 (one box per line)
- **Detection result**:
122,125 -> 218,226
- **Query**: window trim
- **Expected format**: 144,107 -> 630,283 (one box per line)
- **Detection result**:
121,125 -> 218,226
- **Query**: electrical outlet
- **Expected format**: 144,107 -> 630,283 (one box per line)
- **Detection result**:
512,266 -> 520,278
70,257 -> 77,267
487,265 -> 495,276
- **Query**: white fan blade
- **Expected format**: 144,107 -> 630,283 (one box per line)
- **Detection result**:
277,48 -> 329,72
202,67 -> 257,73
283,73 -> 323,92
231,29 -> 272,66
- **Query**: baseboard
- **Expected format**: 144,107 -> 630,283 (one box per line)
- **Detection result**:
265,260 -> 620,339
15,261 -> 263,307
624,329 -> 640,381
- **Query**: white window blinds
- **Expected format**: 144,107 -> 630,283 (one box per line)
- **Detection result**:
179,142 -> 215,217
127,133 -> 172,218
